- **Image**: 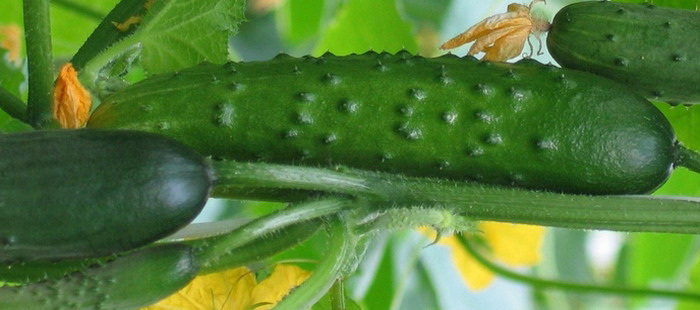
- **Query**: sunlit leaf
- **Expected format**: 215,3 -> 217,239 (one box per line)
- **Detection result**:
135,0 -> 246,74
314,0 -> 418,55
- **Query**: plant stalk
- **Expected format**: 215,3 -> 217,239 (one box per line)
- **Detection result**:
23,0 -> 57,129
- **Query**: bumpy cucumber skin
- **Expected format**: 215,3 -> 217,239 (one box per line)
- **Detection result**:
0,129 -> 212,261
88,51 -> 677,195
0,244 -> 198,310
547,1 -> 700,104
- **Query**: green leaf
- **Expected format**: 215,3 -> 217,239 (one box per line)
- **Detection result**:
135,0 -> 246,74
677,255 -> 700,310
626,234 -> 695,289
276,0 -> 326,47
314,0 -> 418,55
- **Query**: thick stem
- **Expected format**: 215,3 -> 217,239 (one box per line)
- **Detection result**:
23,0 -> 57,129
0,87 -> 27,123
677,144 -> 700,175
211,161 -> 700,234
458,235 -> 700,301
195,198 -> 350,270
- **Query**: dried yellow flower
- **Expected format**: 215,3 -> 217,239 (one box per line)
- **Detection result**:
440,0 -> 550,62
112,16 -> 144,32
53,63 -> 92,128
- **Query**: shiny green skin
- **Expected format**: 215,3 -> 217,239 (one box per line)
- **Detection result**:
0,129 -> 212,261
88,51 -> 677,195
0,244 -> 198,310
548,1 -> 700,104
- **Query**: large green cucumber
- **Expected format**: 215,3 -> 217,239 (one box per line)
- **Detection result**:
0,129 -> 212,261
87,51 -> 692,195
547,1 -> 700,104
0,244 -> 198,309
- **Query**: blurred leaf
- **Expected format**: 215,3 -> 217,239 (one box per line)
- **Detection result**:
676,255 -> 700,310
314,0 -> 418,55
626,234 -> 695,289
276,0 -> 325,47
397,0 -> 453,30
655,104 -> 700,196
136,0 -> 246,74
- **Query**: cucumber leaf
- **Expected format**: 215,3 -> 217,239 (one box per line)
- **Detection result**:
134,0 -> 246,74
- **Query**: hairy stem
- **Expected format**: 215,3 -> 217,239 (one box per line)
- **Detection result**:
677,144 -> 700,175
211,160 -> 700,234
23,0 -> 57,128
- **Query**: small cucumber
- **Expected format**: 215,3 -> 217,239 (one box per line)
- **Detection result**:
0,129 -> 212,261
87,52 -> 696,195
547,1 -> 700,104
0,244 -> 198,310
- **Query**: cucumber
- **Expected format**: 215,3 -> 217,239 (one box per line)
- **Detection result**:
0,129 -> 212,262
547,1 -> 700,104
87,51 -> 696,195
0,244 -> 198,310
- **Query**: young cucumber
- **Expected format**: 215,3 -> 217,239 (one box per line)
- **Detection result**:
0,244 -> 198,309
0,129 -> 212,262
547,1 -> 700,104
87,51 -> 700,195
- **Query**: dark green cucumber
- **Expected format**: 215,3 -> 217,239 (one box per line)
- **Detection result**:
0,244 -> 198,309
87,51 -> 692,195
0,129 -> 212,261
547,1 -> 700,104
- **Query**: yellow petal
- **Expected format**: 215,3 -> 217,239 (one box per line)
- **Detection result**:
479,221 -> 546,266
52,63 -> 92,128
143,267 -> 256,310
441,235 -> 495,291
250,264 -> 311,309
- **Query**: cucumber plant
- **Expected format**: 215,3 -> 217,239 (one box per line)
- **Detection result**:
547,1 -> 700,104
4,0 -> 700,309
87,52 -> 700,195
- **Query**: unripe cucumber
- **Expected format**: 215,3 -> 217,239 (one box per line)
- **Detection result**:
0,244 -> 198,310
0,129 -> 212,261
87,51 -> 694,195
547,1 -> 700,104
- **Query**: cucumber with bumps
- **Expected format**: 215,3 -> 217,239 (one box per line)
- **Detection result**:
547,1 -> 700,104
0,244 -> 198,309
87,51 -> 700,195
0,129 -> 212,261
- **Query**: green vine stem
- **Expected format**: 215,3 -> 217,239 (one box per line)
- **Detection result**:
23,0 -> 57,129
677,144 -> 700,175
458,234 -> 700,301
275,216 -> 358,310
194,198 -> 351,271
0,87 -> 27,123
211,160 -> 700,234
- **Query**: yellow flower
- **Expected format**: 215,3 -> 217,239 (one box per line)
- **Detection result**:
440,0 -> 550,62
428,222 -> 546,290
143,264 -> 311,310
